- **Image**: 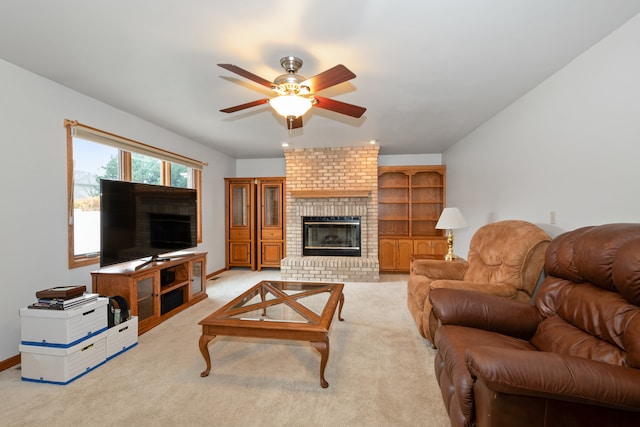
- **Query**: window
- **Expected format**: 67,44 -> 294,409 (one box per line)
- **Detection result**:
72,138 -> 118,257
131,152 -> 161,185
66,120 -> 205,269
170,162 -> 190,188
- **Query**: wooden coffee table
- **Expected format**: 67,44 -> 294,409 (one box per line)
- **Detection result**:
198,280 -> 344,388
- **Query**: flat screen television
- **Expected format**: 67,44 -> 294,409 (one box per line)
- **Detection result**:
100,179 -> 197,268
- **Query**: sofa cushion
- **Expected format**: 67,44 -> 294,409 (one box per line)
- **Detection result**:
465,220 -> 550,295
545,223 -> 640,292
536,224 -> 640,369
613,238 -> 640,306
530,315 -> 630,366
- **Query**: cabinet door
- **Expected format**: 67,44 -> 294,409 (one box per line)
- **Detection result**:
379,239 -> 413,271
260,242 -> 282,267
379,239 -> 397,271
191,259 -> 203,296
135,272 -> 158,323
431,239 -> 448,256
396,240 -> 413,271
260,180 -> 283,235
226,179 -> 256,270
228,181 -> 252,239
257,178 -> 285,270
414,239 -> 448,256
229,242 -> 252,265
413,240 -> 431,255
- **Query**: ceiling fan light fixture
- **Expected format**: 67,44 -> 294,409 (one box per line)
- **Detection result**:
269,94 -> 312,118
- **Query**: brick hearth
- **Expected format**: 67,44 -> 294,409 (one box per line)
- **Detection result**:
281,146 -> 380,282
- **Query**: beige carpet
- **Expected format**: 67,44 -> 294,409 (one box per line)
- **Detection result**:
1,269 -> 448,427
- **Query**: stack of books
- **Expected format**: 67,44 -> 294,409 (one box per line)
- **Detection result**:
29,285 -> 98,310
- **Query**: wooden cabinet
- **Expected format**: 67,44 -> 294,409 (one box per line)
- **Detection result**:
225,177 -> 285,271
378,166 -> 446,272
91,253 -> 207,334
225,178 -> 256,269
257,178 -> 285,270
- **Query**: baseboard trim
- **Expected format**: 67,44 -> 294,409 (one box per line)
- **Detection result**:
0,354 -> 20,372
206,268 -> 226,280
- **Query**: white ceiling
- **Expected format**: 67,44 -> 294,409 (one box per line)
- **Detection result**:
1,1 -> 639,158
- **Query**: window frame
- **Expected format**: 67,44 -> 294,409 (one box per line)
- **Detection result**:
65,120 -> 204,269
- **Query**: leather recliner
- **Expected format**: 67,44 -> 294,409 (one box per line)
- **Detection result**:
407,220 -> 551,345
430,223 -> 640,427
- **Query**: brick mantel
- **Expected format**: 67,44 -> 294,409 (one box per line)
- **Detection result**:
281,146 -> 380,282
289,190 -> 371,198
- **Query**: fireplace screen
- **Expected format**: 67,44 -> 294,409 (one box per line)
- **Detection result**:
302,216 -> 361,257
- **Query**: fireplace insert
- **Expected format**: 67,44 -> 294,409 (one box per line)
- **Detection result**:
302,216 -> 361,257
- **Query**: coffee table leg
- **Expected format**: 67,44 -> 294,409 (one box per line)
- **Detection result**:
260,287 -> 267,316
311,337 -> 330,388
199,333 -> 216,377
338,293 -> 345,321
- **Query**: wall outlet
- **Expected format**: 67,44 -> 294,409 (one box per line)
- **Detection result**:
550,211 -> 556,224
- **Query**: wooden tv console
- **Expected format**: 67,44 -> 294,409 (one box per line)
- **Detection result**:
91,252 -> 207,335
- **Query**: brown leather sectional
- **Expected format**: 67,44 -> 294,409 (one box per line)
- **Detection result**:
429,223 -> 640,426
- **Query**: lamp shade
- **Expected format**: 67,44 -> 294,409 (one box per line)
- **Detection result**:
269,95 -> 312,118
435,208 -> 467,230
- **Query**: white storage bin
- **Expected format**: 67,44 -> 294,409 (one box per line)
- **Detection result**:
20,331 -> 107,385
106,316 -> 138,360
20,298 -> 108,348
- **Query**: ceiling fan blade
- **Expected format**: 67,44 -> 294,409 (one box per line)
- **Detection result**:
217,64 -> 273,89
302,64 -> 356,93
287,116 -> 303,130
220,98 -> 269,113
313,96 -> 366,118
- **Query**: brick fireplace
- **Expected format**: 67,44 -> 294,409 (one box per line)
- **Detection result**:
280,146 -> 380,282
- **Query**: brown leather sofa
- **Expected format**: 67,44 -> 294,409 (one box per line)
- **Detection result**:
430,223 -> 640,427
407,220 -> 550,345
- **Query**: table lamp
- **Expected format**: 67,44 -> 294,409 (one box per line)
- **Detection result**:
435,207 -> 467,261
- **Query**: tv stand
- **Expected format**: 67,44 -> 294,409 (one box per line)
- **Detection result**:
91,252 -> 207,334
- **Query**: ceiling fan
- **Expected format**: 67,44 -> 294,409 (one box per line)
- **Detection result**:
218,56 -> 366,130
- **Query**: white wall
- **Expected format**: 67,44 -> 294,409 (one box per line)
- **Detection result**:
236,158 -> 285,177
235,153 -> 443,178
378,153 -> 442,166
444,14 -> 640,256
0,59 -> 234,361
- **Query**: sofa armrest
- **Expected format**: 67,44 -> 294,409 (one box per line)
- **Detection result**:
430,279 -> 519,298
466,346 -> 640,411
411,259 -> 468,279
430,288 -> 541,339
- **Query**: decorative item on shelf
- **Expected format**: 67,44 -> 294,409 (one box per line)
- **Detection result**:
435,207 -> 467,261
35,285 -> 86,300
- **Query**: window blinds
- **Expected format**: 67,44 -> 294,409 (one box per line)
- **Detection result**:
65,119 -> 205,170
